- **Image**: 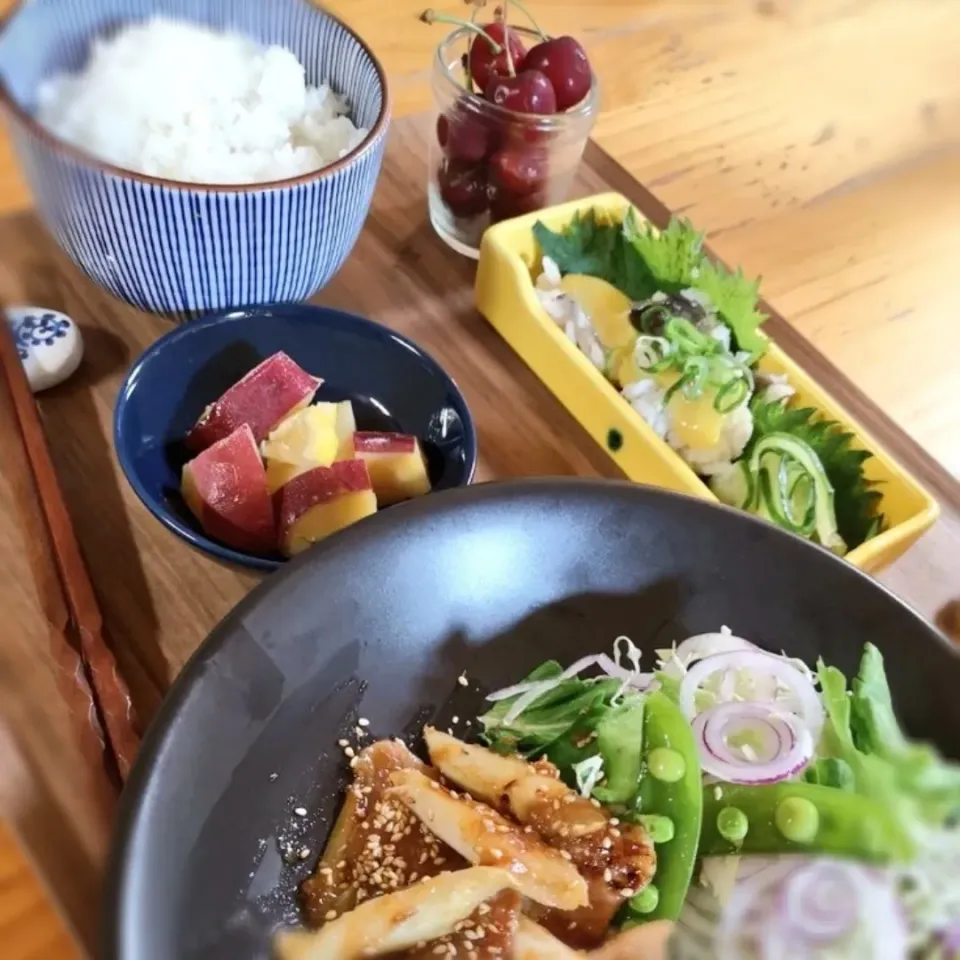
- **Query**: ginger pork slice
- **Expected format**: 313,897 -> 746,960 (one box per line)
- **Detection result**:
300,739 -> 466,927
513,917 -> 583,960
424,728 -> 657,947
277,866 -> 519,960
388,768 -> 589,911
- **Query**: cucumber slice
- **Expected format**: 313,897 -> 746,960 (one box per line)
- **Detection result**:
749,433 -> 845,553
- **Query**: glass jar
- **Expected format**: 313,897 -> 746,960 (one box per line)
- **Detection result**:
428,25 -> 599,258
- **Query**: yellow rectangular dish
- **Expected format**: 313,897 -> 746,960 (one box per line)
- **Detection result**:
475,192 -> 939,573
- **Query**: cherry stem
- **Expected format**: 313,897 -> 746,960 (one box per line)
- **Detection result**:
465,2 -> 479,87
505,0 -> 548,40
501,1 -> 516,76
420,9 -> 504,53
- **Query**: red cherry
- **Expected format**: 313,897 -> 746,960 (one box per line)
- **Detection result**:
501,113 -> 552,147
522,36 -> 593,111
484,69 -> 557,115
490,186 -> 548,224
436,104 -> 496,164
468,22 -> 527,90
438,160 -> 489,218
488,148 -> 548,195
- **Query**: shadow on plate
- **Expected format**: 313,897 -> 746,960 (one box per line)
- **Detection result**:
173,583 -> 687,959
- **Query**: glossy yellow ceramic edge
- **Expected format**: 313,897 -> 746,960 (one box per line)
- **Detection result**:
475,192 -> 940,573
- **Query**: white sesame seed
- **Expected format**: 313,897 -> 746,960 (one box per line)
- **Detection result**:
457,672 -> 469,687
358,718 -> 370,727
294,807 -> 307,817
299,846 -> 311,860
452,716 -> 459,724
344,746 -> 356,758
338,738 -> 350,748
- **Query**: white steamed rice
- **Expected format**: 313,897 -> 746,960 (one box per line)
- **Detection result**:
35,17 -> 369,185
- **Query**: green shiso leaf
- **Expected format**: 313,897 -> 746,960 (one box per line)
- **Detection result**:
533,207 -> 770,357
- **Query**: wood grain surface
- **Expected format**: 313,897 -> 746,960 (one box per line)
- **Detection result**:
0,821 -> 80,960
2,112 -> 959,959
0,1 -> 958,957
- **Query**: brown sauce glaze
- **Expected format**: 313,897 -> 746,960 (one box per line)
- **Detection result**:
518,787 -> 656,949
300,740 -> 466,928
381,890 -> 522,960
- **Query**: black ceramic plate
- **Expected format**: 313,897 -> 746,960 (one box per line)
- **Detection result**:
104,480 -> 960,960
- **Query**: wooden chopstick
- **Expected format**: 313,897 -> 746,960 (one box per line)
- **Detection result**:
0,317 -> 140,781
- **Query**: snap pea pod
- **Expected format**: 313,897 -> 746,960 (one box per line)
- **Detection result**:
701,780 -> 914,863
622,690 -> 703,926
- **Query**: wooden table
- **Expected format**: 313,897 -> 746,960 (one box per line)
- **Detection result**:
2,1 -> 959,957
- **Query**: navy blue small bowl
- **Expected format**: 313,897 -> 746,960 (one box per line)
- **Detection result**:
114,305 -> 478,571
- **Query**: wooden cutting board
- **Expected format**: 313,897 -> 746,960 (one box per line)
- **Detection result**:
0,114 -> 958,954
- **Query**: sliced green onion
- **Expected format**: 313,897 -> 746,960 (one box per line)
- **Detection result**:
663,368 -> 696,405
634,335 -> 672,371
681,356 -> 710,400
714,376 -> 749,413
665,317 -> 712,355
630,303 -> 672,334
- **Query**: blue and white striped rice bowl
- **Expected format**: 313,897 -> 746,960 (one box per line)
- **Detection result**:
0,0 -> 390,317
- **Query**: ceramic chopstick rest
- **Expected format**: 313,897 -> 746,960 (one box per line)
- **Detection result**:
5,307 -> 83,393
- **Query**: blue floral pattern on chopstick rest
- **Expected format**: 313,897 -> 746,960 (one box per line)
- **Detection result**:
5,306 -> 84,392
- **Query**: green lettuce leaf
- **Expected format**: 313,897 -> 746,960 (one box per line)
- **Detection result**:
749,398 -> 884,548
591,697 -> 646,807
851,644 -> 960,819
815,650 -> 960,845
850,643 -> 910,755
814,658 -> 915,858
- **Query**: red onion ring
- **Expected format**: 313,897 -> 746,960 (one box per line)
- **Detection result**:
781,861 -> 859,942
716,858 -> 909,960
940,923 -> 960,954
692,702 -> 813,784
679,649 -> 825,741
